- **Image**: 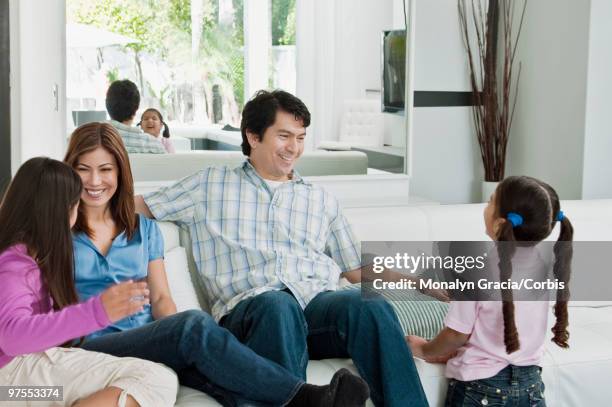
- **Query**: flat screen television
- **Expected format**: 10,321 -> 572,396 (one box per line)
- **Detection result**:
381,30 -> 406,113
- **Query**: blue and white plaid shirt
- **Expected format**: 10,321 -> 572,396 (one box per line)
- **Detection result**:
144,161 -> 362,321
109,120 -> 167,154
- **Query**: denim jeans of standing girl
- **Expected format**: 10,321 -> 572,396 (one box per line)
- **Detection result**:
445,365 -> 545,407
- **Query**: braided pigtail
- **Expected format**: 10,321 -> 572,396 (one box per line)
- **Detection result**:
496,220 -> 520,354
551,216 -> 573,348
162,121 -> 170,138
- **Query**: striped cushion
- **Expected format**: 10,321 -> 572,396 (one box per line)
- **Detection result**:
343,284 -> 449,340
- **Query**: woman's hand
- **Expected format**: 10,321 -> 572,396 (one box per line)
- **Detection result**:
100,280 -> 150,322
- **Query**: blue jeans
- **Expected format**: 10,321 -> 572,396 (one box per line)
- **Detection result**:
81,309 -> 302,407
445,365 -> 546,407
220,289 -> 429,407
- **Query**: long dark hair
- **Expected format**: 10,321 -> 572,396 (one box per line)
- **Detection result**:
64,122 -> 138,240
494,176 -> 573,353
138,108 -> 170,138
0,157 -> 83,310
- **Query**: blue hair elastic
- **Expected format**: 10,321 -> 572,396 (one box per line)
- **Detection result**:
506,212 -> 523,228
556,211 -> 565,222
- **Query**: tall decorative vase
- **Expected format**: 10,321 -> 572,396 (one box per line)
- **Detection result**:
482,181 -> 499,202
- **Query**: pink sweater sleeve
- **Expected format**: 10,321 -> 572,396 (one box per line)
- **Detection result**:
161,137 -> 176,153
0,251 -> 111,357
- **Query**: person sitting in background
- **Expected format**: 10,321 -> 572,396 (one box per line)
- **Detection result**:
105,79 -> 166,154
138,108 -> 175,153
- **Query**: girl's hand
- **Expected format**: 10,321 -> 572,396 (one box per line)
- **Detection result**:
100,280 -> 150,323
406,335 -> 457,364
406,335 -> 427,359
425,351 -> 458,364
421,287 -> 450,302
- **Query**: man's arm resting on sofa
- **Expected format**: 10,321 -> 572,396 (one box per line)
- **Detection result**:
341,268 -> 362,283
342,267 -> 429,285
135,195 -> 155,219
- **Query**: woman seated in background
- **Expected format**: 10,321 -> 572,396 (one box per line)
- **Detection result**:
0,157 -> 178,407
63,122 -> 370,407
138,108 -> 175,153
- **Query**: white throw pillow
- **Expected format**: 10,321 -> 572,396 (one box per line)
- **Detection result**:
317,141 -> 353,151
164,246 -> 201,312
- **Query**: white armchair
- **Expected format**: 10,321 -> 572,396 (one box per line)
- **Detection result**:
338,99 -> 384,147
318,99 -> 384,151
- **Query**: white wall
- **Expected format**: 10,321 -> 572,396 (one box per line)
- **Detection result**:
412,0 -> 472,91
410,107 -> 482,203
507,0 -> 590,200
296,0 -> 334,151
581,0 -> 612,199
244,0 -> 270,101
331,0 -> 393,144
10,0 -> 66,174
407,0 -> 482,203
297,0 -> 407,150
333,0 -> 409,150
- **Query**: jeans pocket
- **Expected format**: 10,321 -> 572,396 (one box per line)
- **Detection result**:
527,381 -> 546,406
444,380 -> 455,407
462,381 -> 508,407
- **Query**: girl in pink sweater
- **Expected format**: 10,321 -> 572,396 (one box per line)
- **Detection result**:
0,157 -> 177,406
138,108 -> 175,153
408,176 -> 573,407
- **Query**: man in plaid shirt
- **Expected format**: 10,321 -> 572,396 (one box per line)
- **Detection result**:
136,90 -> 429,407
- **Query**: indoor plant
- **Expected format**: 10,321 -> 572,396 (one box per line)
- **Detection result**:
458,0 -> 527,200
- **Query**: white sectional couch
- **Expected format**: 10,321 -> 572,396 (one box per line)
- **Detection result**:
129,150 -> 369,182
159,199 -> 612,407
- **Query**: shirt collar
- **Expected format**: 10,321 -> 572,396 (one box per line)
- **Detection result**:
107,120 -> 143,135
73,229 -> 129,257
241,159 -> 306,188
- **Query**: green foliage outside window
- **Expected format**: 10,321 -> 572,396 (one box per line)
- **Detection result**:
67,0 -> 295,125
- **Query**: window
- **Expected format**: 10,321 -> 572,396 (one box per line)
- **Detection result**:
66,0 -> 296,128
270,0 -> 296,92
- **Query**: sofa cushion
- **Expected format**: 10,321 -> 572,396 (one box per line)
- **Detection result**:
158,221 -> 181,251
385,292 -> 448,340
164,246 -> 201,312
344,206 -> 430,241
344,284 -> 448,340
129,150 -> 368,182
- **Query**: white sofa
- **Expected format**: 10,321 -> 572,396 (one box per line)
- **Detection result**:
129,150 -> 369,182
160,199 -> 612,407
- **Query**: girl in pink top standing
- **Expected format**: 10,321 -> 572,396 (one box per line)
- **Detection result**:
408,176 -> 573,407
0,157 -> 177,406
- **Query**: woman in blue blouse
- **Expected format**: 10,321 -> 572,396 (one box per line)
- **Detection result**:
65,122 -> 369,407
